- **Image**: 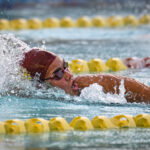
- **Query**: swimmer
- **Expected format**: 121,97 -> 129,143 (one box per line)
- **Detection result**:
21,49 -> 150,104
123,57 -> 150,69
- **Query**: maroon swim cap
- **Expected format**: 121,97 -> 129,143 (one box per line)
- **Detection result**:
21,49 -> 56,80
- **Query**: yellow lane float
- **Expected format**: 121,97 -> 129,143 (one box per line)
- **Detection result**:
28,18 -> 42,29
60,17 -> 75,27
92,16 -> 106,27
43,17 -> 60,28
106,16 -> 124,27
134,114 -> 150,128
123,15 -> 139,26
5,119 -> 26,134
49,117 -> 72,131
88,58 -> 109,73
69,57 -> 127,74
0,19 -> 10,30
25,118 -> 49,133
91,116 -> 117,129
106,58 -> 127,71
70,116 -> 93,131
76,16 -> 92,27
0,15 -> 150,30
139,14 -> 150,24
0,122 -> 5,134
0,114 -> 150,134
69,59 -> 89,74
110,115 -> 136,128
10,19 -> 28,30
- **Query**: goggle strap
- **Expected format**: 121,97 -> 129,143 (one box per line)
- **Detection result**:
43,77 -> 53,81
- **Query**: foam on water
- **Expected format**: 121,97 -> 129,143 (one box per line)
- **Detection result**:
80,80 -> 127,104
0,34 -> 30,94
0,34 -> 43,96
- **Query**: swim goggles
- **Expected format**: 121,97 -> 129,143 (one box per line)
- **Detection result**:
44,59 -> 69,81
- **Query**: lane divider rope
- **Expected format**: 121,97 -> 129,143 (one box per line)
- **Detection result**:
69,58 -> 127,74
0,114 -> 150,134
0,15 -> 150,30
69,57 -> 150,74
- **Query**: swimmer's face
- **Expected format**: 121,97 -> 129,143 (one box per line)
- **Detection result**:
45,56 -> 79,95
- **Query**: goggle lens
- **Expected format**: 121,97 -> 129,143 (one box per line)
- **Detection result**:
44,59 -> 69,81
53,68 -> 64,80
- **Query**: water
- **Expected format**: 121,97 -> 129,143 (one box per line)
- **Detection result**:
0,4 -> 150,150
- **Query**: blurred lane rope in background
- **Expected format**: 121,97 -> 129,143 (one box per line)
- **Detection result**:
0,15 -> 150,30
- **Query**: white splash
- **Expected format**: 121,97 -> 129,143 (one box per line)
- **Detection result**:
80,80 -> 127,104
0,34 -> 31,94
0,34 -> 45,97
0,34 -> 69,100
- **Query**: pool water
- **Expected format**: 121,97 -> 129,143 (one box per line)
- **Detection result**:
0,3 -> 150,150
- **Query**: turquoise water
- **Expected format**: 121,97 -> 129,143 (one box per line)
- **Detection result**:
0,4 -> 150,150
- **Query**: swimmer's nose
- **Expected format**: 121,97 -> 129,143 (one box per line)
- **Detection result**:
64,69 -> 73,81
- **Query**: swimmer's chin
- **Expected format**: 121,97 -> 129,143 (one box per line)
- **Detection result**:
64,78 -> 80,96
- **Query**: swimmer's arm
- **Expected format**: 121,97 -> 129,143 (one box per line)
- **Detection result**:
75,74 -> 122,94
124,77 -> 150,103
75,74 -> 150,103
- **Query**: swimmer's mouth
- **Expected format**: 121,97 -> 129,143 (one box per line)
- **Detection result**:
71,80 -> 80,95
